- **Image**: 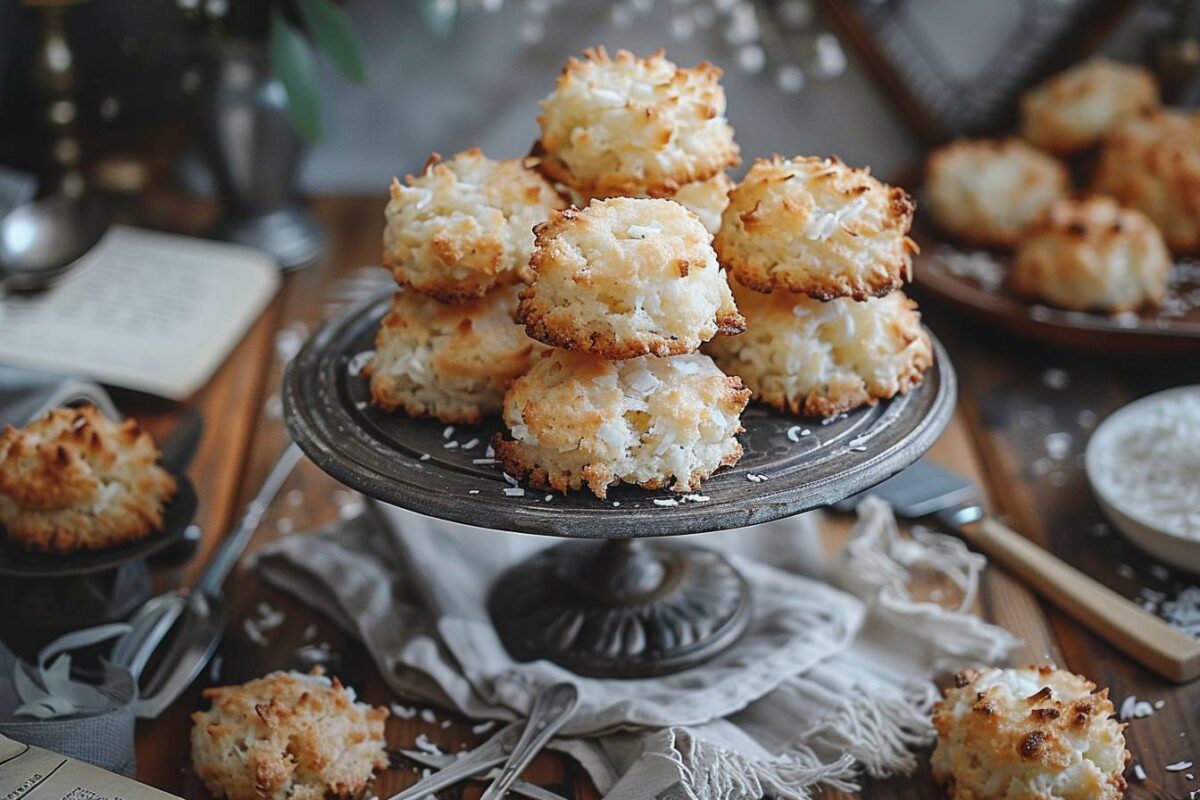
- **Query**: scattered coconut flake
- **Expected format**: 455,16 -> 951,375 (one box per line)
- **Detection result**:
391,703 -> 417,719
1155,700 -> 1166,710
419,453 -> 431,461
1133,763 -> 1147,781
414,733 -> 441,755
209,655 -> 223,683
469,489 -> 480,495
653,498 -> 679,507
746,473 -> 769,483
1119,695 -> 1155,720
1116,563 -> 1136,580
287,489 -> 304,507
503,472 -> 518,486
1041,368 -> 1070,390
243,618 -> 269,646
485,443 -> 495,458
681,493 -> 710,503
473,458 -> 499,465
471,721 -> 496,734
442,426 -> 455,440
1167,761 -> 1193,772
420,709 -> 436,724
443,441 -> 459,450
544,494 -> 554,502
440,720 -> 451,729
612,501 -> 621,507
1045,432 -> 1073,460
302,624 -> 317,641
462,438 -> 480,450
504,487 -> 526,497
933,246 -> 1005,291
275,517 -> 294,535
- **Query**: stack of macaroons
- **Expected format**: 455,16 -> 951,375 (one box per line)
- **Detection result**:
497,197 -> 750,498
365,148 -> 562,424
535,47 -> 740,234
924,57 -> 1192,314
706,155 -> 932,419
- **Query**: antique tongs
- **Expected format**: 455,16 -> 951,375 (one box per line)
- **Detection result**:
389,683 -> 579,800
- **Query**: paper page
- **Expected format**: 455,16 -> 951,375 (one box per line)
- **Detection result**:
0,226 -> 280,400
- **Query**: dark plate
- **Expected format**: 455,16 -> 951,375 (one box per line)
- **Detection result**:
0,476 -> 198,577
915,227 -> 1200,354
284,291 -> 956,538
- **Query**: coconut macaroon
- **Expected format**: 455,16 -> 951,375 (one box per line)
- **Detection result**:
1093,109 -> 1200,254
191,670 -> 388,800
931,666 -> 1129,800
363,287 -> 547,424
493,350 -> 749,498
0,406 -> 177,554
924,138 -> 1069,248
1020,57 -> 1159,155
1012,195 -> 1171,312
715,155 -> 917,301
569,172 -> 734,235
383,148 -> 567,302
707,281 -> 931,418
518,197 -> 744,359
536,47 -> 740,198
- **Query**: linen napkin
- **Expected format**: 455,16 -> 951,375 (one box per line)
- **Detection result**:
255,497 -> 1017,799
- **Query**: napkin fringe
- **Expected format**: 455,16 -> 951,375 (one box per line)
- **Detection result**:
655,727 -> 859,800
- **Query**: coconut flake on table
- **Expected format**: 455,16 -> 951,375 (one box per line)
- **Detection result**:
1119,695 -> 1155,720
1090,390 -> 1200,540
933,246 -> 1006,292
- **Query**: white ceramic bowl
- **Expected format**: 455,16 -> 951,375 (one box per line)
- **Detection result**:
1085,385 -> 1200,574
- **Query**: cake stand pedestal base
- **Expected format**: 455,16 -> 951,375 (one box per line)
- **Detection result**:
489,538 -> 750,678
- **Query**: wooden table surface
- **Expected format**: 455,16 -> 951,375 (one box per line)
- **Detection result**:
112,195 -> 1200,800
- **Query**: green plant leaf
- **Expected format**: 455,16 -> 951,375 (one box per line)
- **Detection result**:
269,12 -> 323,143
295,0 -> 367,84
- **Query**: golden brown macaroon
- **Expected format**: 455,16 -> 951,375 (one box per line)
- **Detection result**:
706,280 -> 931,418
715,155 -> 917,301
931,665 -> 1129,800
191,670 -> 388,800
0,406 -> 177,554
1093,109 -> 1200,254
363,286 -> 547,424
568,172 -> 734,235
924,138 -> 1069,248
1011,195 -> 1172,312
536,47 -> 740,198
493,350 -> 749,498
518,197 -> 744,359
383,148 -> 567,302
1020,57 -> 1159,155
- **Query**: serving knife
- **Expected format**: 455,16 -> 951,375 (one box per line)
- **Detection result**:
835,458 -> 1200,683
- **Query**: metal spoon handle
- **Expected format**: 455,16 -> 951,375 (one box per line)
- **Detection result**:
480,684 -> 578,800
194,442 -> 304,598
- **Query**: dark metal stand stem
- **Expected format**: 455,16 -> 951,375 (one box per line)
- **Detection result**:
489,538 -> 750,679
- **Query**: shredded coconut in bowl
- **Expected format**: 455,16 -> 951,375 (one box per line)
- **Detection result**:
1088,386 -> 1200,540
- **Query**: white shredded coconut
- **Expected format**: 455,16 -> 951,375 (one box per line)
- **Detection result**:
503,487 -> 526,497
1167,761 -> 1193,772
1090,388 -> 1200,540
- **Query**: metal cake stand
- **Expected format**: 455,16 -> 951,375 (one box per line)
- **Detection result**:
283,291 -> 956,678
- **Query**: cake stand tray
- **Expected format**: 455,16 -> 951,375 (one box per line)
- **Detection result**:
284,291 -> 956,677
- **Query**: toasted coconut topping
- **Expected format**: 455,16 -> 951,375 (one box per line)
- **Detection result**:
0,405 -> 177,553
537,47 -> 739,197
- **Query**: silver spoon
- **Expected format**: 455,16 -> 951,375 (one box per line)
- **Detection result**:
0,194 -> 109,295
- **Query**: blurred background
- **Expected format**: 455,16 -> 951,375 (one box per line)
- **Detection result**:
0,0 -> 1193,266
